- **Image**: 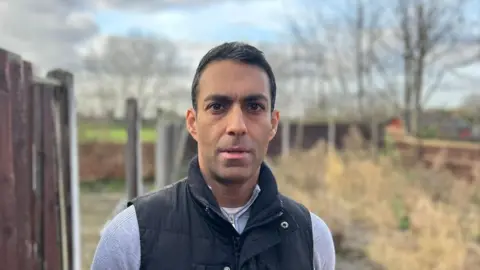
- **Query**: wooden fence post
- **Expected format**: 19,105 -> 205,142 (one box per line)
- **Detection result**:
371,117 -> 379,160
281,120 -> 290,158
328,117 -> 336,153
125,98 -> 142,200
172,122 -> 181,148
171,123 -> 189,181
47,69 -> 80,270
40,80 -> 62,270
155,109 -> 169,189
164,122 -> 176,185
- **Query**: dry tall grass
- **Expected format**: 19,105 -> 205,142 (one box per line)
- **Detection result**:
271,128 -> 480,270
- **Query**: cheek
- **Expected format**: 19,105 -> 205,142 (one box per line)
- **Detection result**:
250,121 -> 273,144
196,122 -> 221,147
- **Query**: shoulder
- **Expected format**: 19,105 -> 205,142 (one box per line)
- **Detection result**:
278,195 -> 336,268
128,180 -> 186,217
310,212 -> 336,269
101,204 -> 139,237
126,180 -> 189,233
278,194 -> 311,220
91,205 -> 141,269
128,180 -> 186,208
277,194 -> 314,240
309,212 -> 334,244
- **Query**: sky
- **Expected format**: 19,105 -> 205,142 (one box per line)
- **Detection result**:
0,0 -> 478,113
93,0 -> 290,42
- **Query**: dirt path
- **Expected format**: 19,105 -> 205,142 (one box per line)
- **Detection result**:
81,191 -> 123,270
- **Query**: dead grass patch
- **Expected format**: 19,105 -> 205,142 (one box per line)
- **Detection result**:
272,129 -> 480,270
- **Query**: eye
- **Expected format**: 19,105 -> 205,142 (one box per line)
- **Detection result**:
247,102 -> 264,112
207,102 -> 225,113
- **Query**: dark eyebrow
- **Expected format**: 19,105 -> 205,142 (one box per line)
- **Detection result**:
203,93 -> 268,103
203,94 -> 233,103
243,94 -> 268,103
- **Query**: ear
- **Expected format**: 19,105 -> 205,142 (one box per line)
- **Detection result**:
269,110 -> 280,141
186,108 -> 198,141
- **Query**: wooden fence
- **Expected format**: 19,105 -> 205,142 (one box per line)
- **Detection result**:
0,48 -> 80,270
393,135 -> 480,182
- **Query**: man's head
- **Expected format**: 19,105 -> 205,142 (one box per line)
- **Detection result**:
186,42 -> 279,185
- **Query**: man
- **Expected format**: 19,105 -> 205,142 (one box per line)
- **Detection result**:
91,42 -> 335,270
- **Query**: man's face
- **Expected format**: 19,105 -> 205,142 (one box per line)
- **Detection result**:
186,60 -> 279,184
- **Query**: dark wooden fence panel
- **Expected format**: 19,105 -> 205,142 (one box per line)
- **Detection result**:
0,48 -> 74,270
10,51 -> 34,270
0,48 -> 19,270
32,82 -> 43,270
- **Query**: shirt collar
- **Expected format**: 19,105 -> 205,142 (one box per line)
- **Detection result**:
208,184 -> 261,209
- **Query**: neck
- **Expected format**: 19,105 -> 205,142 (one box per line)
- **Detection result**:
206,176 -> 258,208
198,161 -> 259,208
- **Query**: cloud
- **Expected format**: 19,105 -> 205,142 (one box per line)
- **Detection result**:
0,0 -> 98,73
93,0 -> 291,41
94,0 -> 264,11
0,0 -> 293,74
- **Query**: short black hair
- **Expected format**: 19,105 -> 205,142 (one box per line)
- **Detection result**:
191,42 -> 277,111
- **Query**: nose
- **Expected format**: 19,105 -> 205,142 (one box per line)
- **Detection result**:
226,106 -> 247,136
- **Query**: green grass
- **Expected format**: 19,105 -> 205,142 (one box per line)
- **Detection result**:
80,177 -> 156,191
78,126 -> 156,143
80,178 -> 127,192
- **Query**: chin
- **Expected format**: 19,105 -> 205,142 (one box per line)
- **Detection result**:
215,168 -> 254,184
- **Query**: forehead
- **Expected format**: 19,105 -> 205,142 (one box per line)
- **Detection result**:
197,60 -> 270,100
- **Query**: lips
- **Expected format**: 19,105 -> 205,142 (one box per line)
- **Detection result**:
218,147 -> 251,160
220,147 -> 250,153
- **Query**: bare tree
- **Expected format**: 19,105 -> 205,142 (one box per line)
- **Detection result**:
82,30 -> 186,118
288,0 -> 477,134
262,44 -> 311,151
391,0 -> 474,134
288,1 -> 398,120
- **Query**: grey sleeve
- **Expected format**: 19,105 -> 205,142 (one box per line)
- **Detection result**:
310,212 -> 336,270
90,205 -> 141,270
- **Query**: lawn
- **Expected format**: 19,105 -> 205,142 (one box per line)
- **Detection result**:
78,125 -> 156,143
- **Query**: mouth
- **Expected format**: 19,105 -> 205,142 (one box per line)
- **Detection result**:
219,146 -> 250,153
218,147 -> 251,160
